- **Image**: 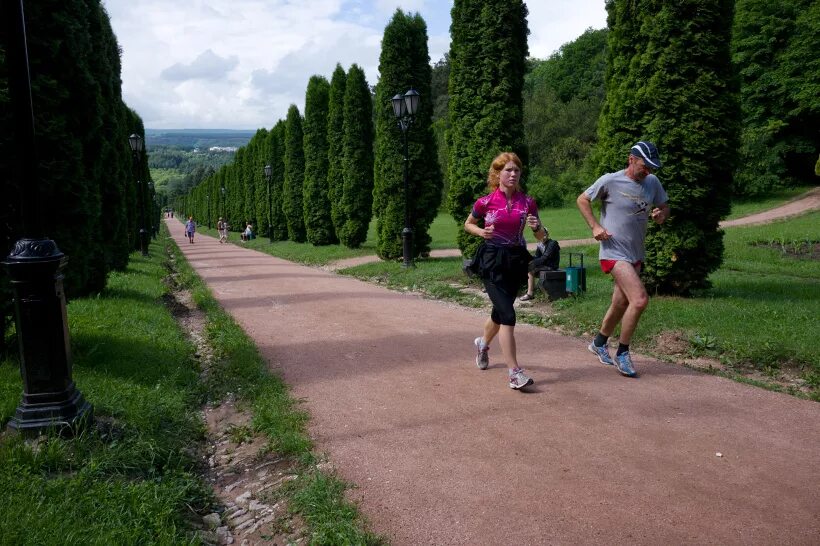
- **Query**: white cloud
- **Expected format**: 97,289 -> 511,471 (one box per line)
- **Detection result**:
102,0 -> 607,129
526,0 -> 608,59
160,49 -> 239,81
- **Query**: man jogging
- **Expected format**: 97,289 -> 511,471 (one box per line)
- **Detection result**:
576,141 -> 670,377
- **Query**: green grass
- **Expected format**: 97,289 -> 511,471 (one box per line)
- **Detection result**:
0,225 -> 382,544
1,239 -> 209,545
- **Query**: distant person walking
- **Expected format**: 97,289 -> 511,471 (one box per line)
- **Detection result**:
576,141 -> 670,377
465,152 -> 547,390
185,216 -> 196,244
217,217 -> 227,243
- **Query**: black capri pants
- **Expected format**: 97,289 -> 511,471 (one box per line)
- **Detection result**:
471,243 -> 532,327
483,275 -> 522,326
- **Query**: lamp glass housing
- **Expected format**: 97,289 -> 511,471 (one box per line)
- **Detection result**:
404,89 -> 420,116
264,164 -> 272,178
128,133 -> 143,153
391,94 -> 406,118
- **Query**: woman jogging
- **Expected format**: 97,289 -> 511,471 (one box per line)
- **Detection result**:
464,152 -> 547,390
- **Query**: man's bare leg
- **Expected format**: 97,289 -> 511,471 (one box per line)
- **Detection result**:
608,261 -> 648,345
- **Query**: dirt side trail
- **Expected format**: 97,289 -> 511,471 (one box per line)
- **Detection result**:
721,186 -> 820,227
168,218 -> 818,545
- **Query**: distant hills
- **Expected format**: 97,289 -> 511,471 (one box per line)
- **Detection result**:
145,128 -> 256,149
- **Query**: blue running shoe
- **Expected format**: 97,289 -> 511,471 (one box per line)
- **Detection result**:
615,351 -> 637,377
588,342 -> 614,366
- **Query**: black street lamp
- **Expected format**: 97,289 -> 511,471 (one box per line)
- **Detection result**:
264,165 -> 272,242
128,134 -> 148,256
2,0 -> 92,435
221,186 -> 226,228
206,193 -> 211,229
391,88 -> 421,268
148,180 -> 157,239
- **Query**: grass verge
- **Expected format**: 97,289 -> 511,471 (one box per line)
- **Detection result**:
0,225 -> 382,545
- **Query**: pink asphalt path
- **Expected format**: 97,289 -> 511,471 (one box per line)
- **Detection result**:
169,218 -> 819,545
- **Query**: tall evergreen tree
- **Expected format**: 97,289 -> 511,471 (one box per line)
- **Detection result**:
283,105 -> 306,242
338,64 -> 374,248
732,0 -> 819,196
447,0 -> 529,256
596,0 -> 739,294
269,121 -> 289,240
373,10 -> 442,259
326,64 -> 347,240
302,75 -> 336,245
252,128 -> 269,229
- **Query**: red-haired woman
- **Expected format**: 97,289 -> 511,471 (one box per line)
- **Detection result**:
464,152 -> 547,389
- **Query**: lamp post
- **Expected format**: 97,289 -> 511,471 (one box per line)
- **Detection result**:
391,88 -> 420,268
221,186 -> 226,230
128,134 -> 148,256
264,165 -> 272,242
148,180 -> 157,239
2,0 -> 92,435
206,193 -> 211,229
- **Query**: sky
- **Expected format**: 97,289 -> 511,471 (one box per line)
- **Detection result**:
103,0 -> 608,130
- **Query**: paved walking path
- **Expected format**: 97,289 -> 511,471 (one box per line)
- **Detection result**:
168,217 -> 818,545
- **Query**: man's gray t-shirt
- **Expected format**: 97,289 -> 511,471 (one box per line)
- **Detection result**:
584,169 -> 669,262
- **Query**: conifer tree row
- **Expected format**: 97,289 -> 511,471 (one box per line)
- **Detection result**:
446,0 -> 530,257
1,1 -> 145,297
373,9 -> 442,259
1,1 -> 149,349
